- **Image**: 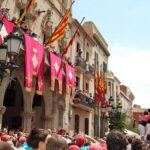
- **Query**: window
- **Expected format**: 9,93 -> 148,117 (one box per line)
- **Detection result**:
76,76 -> 80,88
84,118 -> 89,134
74,114 -> 79,134
85,83 -> 89,92
103,62 -> 107,72
76,43 -> 80,53
86,52 -> 89,61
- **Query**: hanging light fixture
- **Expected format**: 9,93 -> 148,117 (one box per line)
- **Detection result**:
7,33 -> 22,56
0,32 -> 23,84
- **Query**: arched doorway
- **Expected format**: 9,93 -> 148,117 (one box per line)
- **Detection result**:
2,79 -> 24,130
32,94 -> 45,128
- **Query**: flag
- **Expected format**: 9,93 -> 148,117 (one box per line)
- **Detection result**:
24,33 -> 44,95
46,9 -> 71,46
0,16 -> 14,45
65,63 -> 75,97
95,72 -> 103,103
61,29 -> 78,57
17,0 -> 36,25
50,51 -> 63,94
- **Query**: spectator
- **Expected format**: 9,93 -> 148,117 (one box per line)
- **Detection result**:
46,134 -> 68,150
0,141 -> 14,150
131,138 -> 144,150
68,145 -> 80,150
106,130 -> 127,150
21,128 -> 49,150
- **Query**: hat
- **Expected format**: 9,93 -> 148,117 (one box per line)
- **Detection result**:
19,136 -> 26,144
1,135 -> 9,142
76,135 -> 85,147
90,143 -> 103,150
68,145 -> 80,150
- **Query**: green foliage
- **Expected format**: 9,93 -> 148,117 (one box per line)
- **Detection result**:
126,120 -> 139,134
109,111 -> 127,133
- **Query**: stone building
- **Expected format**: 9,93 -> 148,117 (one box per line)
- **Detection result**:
0,0 -> 73,133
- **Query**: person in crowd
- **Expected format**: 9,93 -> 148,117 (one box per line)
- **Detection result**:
46,134 -> 68,150
19,128 -> 50,150
138,111 -> 149,141
68,145 -> 80,150
145,109 -> 150,139
145,134 -> 150,150
0,141 -> 14,150
127,137 -> 132,150
106,130 -> 127,150
131,138 -> 145,150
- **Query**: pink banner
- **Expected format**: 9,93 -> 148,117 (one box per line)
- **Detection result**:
0,16 -> 14,45
24,33 -> 44,95
65,63 -> 75,97
50,52 -> 63,94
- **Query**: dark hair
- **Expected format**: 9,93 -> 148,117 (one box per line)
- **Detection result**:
144,111 -> 148,115
131,138 -> 144,150
46,134 -> 68,150
0,141 -> 14,150
106,130 -> 127,150
27,128 -> 49,149
148,109 -> 150,113
147,134 -> 150,141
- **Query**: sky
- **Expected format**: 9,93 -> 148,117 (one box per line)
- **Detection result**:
72,0 -> 150,108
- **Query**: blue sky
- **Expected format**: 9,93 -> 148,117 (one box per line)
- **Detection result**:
72,0 -> 150,108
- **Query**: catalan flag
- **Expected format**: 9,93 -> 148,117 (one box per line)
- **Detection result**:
46,9 -> 71,46
17,0 -> 36,25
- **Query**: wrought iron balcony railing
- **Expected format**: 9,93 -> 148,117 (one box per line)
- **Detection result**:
85,64 -> 94,77
73,91 -> 95,108
75,56 -> 86,71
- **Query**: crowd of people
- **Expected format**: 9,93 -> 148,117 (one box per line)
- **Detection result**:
0,127 -> 150,150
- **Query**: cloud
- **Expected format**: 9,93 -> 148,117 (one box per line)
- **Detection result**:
109,43 -> 150,108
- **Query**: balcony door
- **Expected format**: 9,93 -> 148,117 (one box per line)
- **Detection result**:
84,118 -> 89,135
74,114 -> 79,134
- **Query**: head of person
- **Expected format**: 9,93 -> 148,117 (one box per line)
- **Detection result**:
27,128 -> 49,150
131,138 -> 144,150
146,134 -> 150,144
0,141 -> 14,150
46,134 -> 68,150
148,109 -> 150,114
90,143 -> 103,150
106,130 -> 127,150
144,111 -> 148,115
75,135 -> 85,147
68,145 -> 80,150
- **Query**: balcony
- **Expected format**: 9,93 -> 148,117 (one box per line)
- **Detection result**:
85,64 -> 94,79
75,56 -> 86,72
73,91 -> 95,109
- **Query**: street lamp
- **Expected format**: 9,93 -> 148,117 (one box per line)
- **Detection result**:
0,32 -> 23,84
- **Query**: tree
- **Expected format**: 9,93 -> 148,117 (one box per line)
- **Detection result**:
109,111 -> 127,133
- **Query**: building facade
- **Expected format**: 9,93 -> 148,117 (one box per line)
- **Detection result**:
0,0 -> 73,133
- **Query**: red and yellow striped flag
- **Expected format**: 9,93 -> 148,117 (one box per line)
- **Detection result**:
61,29 -> 78,57
46,9 -> 71,46
17,0 -> 36,25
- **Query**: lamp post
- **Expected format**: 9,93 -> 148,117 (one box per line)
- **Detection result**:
0,32 -> 22,84
100,96 -> 123,136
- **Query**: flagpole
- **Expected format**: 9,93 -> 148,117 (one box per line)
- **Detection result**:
61,17 -> 85,58
45,0 -> 75,46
